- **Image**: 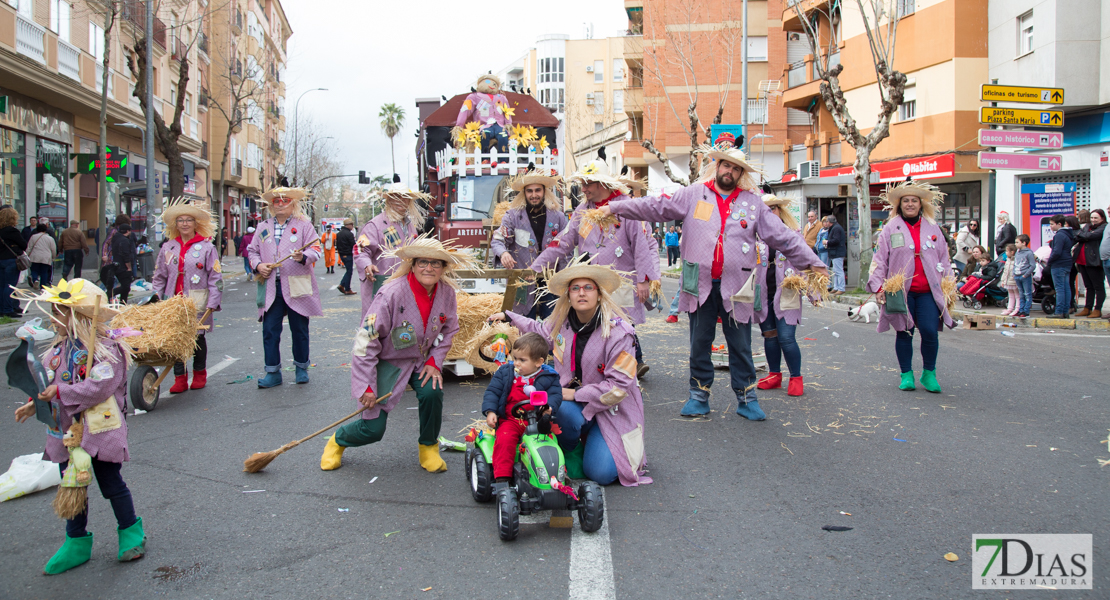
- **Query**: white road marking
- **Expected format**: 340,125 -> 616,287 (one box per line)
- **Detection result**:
569,512 -> 616,600
158,356 -> 239,398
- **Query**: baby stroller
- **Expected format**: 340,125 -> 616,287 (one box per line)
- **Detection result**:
959,258 -> 1007,310
1031,256 -> 1057,314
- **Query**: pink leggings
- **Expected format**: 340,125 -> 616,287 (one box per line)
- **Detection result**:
1006,288 -> 1020,312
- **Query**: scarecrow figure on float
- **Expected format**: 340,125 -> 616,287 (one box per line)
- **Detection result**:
454,73 -> 513,154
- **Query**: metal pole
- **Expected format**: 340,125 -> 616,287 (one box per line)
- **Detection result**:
144,0 -> 156,240
987,78 -> 998,255
741,0 -> 749,148
292,88 -> 327,186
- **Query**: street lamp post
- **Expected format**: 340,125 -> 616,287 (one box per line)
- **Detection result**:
292,88 -> 328,186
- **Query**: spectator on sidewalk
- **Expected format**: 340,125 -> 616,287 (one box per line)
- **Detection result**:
995,212 -> 1017,258
1000,244 -> 1019,316
1073,208 -> 1105,318
1101,212 -> 1110,320
0,206 -> 26,316
239,227 -> 255,282
336,218 -> 356,296
21,216 -> 38,243
824,216 -> 846,293
664,225 -> 680,267
1046,214 -> 1075,318
59,220 -> 88,280
27,222 -> 57,289
111,221 -> 135,303
814,221 -> 829,266
802,211 -> 821,251
1013,234 -> 1035,318
953,220 -> 980,273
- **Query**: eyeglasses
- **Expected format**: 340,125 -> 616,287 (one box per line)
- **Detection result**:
176,218 -> 196,224
414,259 -> 446,269
570,284 -> 597,293
271,197 -> 294,206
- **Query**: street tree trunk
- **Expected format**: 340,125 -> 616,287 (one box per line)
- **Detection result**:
128,39 -> 191,199
95,5 -> 116,271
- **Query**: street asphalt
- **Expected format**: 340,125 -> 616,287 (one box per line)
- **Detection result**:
1,267 -> 1108,599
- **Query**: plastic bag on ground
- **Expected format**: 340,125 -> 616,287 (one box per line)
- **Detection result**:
0,453 -> 62,502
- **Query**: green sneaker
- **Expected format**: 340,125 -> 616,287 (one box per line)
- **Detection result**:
920,370 -> 941,394
899,371 -> 916,391
117,517 -> 146,562
44,532 -> 93,575
565,443 -> 585,480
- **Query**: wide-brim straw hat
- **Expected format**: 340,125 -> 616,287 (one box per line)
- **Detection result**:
507,168 -> 562,211
704,146 -> 760,175
762,193 -> 800,231
545,255 -> 625,297
260,187 -> 307,205
162,197 -> 216,238
387,235 -> 479,271
881,180 -> 943,221
381,182 -> 434,204
12,278 -> 119,321
567,160 -> 629,195
466,321 -> 520,374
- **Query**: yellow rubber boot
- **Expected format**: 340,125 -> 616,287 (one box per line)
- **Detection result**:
320,434 -> 345,471
418,443 -> 447,473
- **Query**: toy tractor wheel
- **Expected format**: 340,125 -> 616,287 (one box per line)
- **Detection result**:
129,365 -> 160,411
497,487 -> 520,541
577,482 -> 605,533
470,451 -> 493,503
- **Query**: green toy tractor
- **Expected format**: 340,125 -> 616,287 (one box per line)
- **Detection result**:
465,391 -> 604,541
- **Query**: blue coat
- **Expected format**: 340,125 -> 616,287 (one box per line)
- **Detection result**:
481,363 -> 562,419
1047,228 -> 1074,270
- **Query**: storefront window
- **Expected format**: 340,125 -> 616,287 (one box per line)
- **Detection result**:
1,129 -> 28,226
936,182 -> 983,233
35,138 -> 69,231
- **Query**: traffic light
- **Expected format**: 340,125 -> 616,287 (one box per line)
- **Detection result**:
70,146 -> 127,181
358,170 -> 369,185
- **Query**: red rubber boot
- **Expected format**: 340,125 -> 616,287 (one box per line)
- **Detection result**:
757,372 -> 782,390
787,376 -> 804,396
169,374 -> 189,394
190,370 -> 207,390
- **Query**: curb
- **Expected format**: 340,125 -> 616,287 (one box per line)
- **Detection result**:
831,294 -> 1110,333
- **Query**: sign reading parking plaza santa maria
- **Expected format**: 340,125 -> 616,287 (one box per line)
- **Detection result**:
981,107 -> 1064,127
981,84 -> 1065,104
972,534 -> 1091,589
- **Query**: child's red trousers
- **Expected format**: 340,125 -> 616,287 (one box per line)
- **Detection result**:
492,417 -> 528,479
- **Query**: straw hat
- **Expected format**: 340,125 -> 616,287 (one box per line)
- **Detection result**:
567,160 -> 630,195
260,187 -> 307,204
475,73 -> 502,94
703,146 -> 760,176
881,179 -> 943,222
506,167 -> 562,211
544,255 -> 625,297
466,321 -> 520,375
13,278 -> 118,321
382,181 -> 434,204
762,193 -> 800,231
162,197 -> 216,239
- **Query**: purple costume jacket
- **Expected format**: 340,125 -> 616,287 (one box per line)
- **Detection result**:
151,237 -> 223,329
489,206 -> 569,313
353,213 -> 418,317
455,92 -> 512,130
867,215 -> 956,333
530,198 -> 660,325
349,277 -> 460,420
247,215 -> 323,321
610,185 -> 823,323
506,311 -> 651,487
760,232 -> 806,326
43,339 -> 131,464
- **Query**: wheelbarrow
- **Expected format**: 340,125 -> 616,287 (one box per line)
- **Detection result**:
128,308 -> 212,411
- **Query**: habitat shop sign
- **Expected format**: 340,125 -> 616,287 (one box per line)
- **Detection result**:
819,154 -> 955,183
972,534 -> 1091,589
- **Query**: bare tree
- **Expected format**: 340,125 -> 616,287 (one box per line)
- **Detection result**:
790,0 -> 908,281
92,1 -> 119,269
640,0 -> 739,185
282,114 -> 342,221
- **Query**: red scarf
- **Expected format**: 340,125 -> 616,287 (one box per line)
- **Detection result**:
705,180 -> 740,280
174,234 -> 204,296
904,219 -> 930,293
592,189 -> 622,209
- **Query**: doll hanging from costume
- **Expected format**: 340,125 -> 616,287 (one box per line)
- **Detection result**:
453,72 -> 513,154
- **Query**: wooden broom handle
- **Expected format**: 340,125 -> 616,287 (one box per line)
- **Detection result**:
272,239 -> 317,266
283,393 -> 393,450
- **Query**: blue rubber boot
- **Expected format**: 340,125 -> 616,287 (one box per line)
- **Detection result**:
735,386 -> 766,421
257,370 -> 282,389
680,388 -> 710,417
295,366 -> 310,384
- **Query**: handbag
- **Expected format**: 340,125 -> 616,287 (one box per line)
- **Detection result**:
1,235 -> 31,271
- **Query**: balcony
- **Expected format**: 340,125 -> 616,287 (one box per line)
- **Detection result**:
232,9 -> 243,35
231,109 -> 243,132
16,14 -> 46,64
120,1 -> 167,50
201,141 -> 208,161
198,88 -> 209,111
230,59 -> 243,83
189,117 -> 202,142
787,62 -> 807,89
229,158 -> 243,179
95,64 -> 115,97
623,33 -> 643,62
269,139 -> 281,155
58,40 -> 81,80
782,0 -> 830,31
172,39 -> 188,61
813,51 -> 839,79
623,86 -> 643,115
198,32 -> 209,56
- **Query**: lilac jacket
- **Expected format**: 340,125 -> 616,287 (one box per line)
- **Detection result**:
610,185 -> 824,323
151,237 -> 223,329
455,92 -> 512,130
867,215 -> 956,333
530,198 -> 661,325
349,276 -> 459,419
761,232 -> 806,326
44,340 -> 130,464
507,311 -> 651,487
247,216 -> 323,320
353,213 -> 418,318
489,206 -> 569,313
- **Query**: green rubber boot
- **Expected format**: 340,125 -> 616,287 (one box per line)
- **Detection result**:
920,370 -> 941,394
565,443 -> 585,480
899,371 -> 916,391
44,532 -> 93,575
117,517 -> 146,562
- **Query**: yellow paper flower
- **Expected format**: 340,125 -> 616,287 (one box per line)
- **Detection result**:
509,124 -> 538,147
500,104 -> 515,118
537,137 -> 550,151
41,279 -> 87,305
581,163 -> 599,175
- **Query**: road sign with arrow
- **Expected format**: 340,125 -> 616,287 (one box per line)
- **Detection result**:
978,152 -> 1062,171
980,107 -> 1064,127
981,84 -> 1065,104
978,130 -> 1063,149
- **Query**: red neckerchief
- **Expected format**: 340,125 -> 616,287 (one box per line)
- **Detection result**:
592,189 -> 622,209
903,218 -> 930,293
174,234 -> 204,296
705,180 -> 740,280
407,271 -> 437,330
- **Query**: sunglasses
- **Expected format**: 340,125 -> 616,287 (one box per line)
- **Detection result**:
271,197 -> 294,206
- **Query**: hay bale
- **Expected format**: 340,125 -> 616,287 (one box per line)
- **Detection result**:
492,201 -> 511,226
447,292 -> 504,360
110,295 -> 200,363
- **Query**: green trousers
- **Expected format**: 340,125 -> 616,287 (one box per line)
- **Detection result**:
334,371 -> 443,447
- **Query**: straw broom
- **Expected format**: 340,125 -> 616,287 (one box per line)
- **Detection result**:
243,392 -> 392,473
581,208 -> 620,233
941,275 -> 958,312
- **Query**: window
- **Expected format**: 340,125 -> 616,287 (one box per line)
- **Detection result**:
51,1 -> 70,42
15,0 -> 32,18
613,90 -> 624,113
899,83 -> 916,121
746,99 -> 768,124
747,36 -> 768,61
828,142 -> 841,165
1018,11 -> 1033,55
559,58 -> 564,82
613,58 -> 623,82
593,94 -> 604,115
594,122 -> 603,132
89,22 -> 104,60
594,60 -> 604,83
896,0 -> 915,18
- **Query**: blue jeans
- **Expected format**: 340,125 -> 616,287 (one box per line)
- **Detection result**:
818,252 -> 829,267
1016,274 -> 1033,315
0,258 -> 19,314
689,280 -> 756,401
262,282 -> 311,371
61,458 -> 137,538
895,291 -> 940,373
831,257 -> 845,291
668,287 -> 681,316
243,256 -> 251,277
553,400 -> 618,485
953,260 -> 966,274
759,309 -> 801,378
30,262 -> 52,287
481,124 -> 508,153
1050,266 -> 1071,316
62,249 -> 84,279
338,253 -> 354,291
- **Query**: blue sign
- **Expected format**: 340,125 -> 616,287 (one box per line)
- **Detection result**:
1023,182 -> 1076,216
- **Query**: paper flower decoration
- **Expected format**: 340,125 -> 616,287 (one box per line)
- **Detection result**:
41,279 -> 87,305
581,162 -> 599,175
500,104 -> 516,118
536,137 -> 550,151
509,124 -> 538,147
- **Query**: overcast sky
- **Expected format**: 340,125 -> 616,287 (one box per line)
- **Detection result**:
280,0 -> 628,188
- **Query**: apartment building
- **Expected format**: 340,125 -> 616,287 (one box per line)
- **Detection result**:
988,0 -> 1109,249
1,0 -> 207,243
205,0 -> 291,239
780,0 -> 990,237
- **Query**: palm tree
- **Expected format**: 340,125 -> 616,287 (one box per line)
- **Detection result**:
379,103 -> 406,174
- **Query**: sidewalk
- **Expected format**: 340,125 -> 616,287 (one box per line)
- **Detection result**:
836,291 -> 1110,332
